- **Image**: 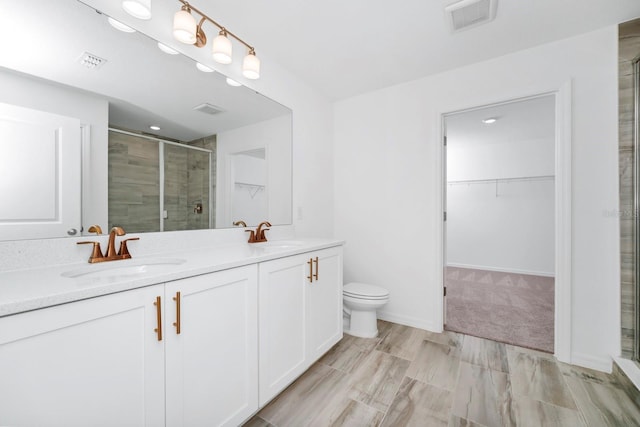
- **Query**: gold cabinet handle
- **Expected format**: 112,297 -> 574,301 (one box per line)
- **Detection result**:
307,258 -> 313,283
154,296 -> 162,341
313,257 -> 319,281
173,292 -> 181,334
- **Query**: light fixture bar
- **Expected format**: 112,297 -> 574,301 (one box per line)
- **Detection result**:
178,0 -> 254,52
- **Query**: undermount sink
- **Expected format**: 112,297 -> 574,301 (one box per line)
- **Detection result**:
61,258 -> 186,279
252,240 -> 305,250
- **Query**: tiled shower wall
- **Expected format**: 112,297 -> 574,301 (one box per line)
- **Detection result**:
619,19 -> 640,359
108,131 -> 216,233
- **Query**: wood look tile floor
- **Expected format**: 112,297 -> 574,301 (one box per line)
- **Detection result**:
244,320 -> 640,427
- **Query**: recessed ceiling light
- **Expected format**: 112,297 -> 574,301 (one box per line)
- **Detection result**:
149,125 -> 161,131
226,78 -> 242,87
196,62 -> 214,73
107,17 -> 136,33
122,0 -> 151,20
482,117 -> 498,124
157,42 -> 179,55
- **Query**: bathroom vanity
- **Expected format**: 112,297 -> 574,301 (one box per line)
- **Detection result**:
0,239 -> 343,427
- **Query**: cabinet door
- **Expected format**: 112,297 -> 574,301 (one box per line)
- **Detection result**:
258,253 -> 309,406
0,285 -> 165,427
165,265 -> 258,427
306,246 -> 343,361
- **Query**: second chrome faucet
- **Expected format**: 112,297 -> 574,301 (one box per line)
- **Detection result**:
77,225 -> 139,263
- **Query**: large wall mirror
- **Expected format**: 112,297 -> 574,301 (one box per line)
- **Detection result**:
0,0 -> 292,241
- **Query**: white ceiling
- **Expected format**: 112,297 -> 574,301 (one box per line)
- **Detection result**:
189,0 -> 640,100
446,95 -> 556,148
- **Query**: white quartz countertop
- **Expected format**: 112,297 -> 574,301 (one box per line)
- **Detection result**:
0,238 -> 344,317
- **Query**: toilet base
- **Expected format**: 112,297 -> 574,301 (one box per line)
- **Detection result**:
344,309 -> 379,338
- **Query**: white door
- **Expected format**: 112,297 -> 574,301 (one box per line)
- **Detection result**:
0,102 -> 81,240
0,285 -> 165,427
165,266 -> 259,427
258,253 -> 308,406
306,247 -> 343,360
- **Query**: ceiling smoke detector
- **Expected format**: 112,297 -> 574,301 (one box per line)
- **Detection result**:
78,52 -> 107,70
445,0 -> 497,33
193,103 -> 224,115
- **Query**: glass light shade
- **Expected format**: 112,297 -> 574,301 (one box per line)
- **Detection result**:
122,0 -> 151,20
226,78 -> 242,87
196,62 -> 214,73
242,52 -> 260,79
212,34 -> 232,64
157,42 -> 179,55
173,9 -> 197,44
108,17 -> 136,33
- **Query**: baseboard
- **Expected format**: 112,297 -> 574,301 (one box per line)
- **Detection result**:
570,352 -> 612,373
613,357 -> 640,407
446,262 -> 555,277
376,311 -> 439,332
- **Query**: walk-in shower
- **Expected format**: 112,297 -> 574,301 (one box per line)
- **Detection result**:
108,128 -> 214,233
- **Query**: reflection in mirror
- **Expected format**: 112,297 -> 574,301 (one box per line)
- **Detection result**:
0,0 -> 292,241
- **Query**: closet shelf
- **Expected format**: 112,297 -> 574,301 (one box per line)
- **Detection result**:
447,175 -> 555,185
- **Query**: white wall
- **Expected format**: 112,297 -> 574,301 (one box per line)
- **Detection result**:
446,137 -> 555,275
216,115 -> 292,228
0,69 -> 108,231
334,27 -> 619,371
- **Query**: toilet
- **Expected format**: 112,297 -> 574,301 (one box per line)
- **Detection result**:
342,282 -> 390,338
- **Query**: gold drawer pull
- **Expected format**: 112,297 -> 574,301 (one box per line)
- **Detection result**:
307,258 -> 313,283
173,292 -> 181,334
313,257 -> 319,281
154,296 -> 162,341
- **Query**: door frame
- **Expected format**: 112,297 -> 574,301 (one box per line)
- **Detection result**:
435,83 -> 572,363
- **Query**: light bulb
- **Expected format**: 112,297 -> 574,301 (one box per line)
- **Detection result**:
212,31 -> 232,64
242,50 -> 260,80
122,0 -> 151,20
173,7 -> 197,44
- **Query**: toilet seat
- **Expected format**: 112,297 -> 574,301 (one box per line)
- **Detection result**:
343,282 -> 389,300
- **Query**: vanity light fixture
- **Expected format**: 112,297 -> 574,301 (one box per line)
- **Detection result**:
122,0 -> 151,20
108,17 -> 136,33
482,117 -> 498,124
196,62 -> 214,73
172,0 -> 261,79
226,77 -> 242,87
157,42 -> 179,55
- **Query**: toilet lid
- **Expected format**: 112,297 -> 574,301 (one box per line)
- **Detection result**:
343,282 -> 389,299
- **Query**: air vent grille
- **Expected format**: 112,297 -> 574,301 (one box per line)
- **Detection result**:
193,103 -> 224,115
445,0 -> 497,32
78,52 -> 107,69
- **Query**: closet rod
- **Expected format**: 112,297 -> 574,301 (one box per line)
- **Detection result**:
447,175 -> 555,185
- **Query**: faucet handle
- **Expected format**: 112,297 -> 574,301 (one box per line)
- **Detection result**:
77,241 -> 104,263
245,229 -> 257,243
88,225 -> 103,235
259,228 -> 270,240
118,237 -> 139,258
233,220 -> 247,227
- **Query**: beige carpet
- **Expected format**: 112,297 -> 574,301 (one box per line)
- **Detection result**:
445,266 -> 554,353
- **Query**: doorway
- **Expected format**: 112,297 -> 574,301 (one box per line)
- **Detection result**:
443,95 -> 556,353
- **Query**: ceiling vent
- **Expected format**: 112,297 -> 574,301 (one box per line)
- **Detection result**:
193,103 -> 224,115
78,52 -> 107,70
445,0 -> 497,32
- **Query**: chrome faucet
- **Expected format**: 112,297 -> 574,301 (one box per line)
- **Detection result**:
77,225 -> 139,263
246,221 -> 271,243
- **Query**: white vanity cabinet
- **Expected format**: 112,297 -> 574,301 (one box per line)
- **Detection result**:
0,265 -> 258,427
258,246 -> 343,405
0,285 -> 166,427
164,265 -> 258,427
